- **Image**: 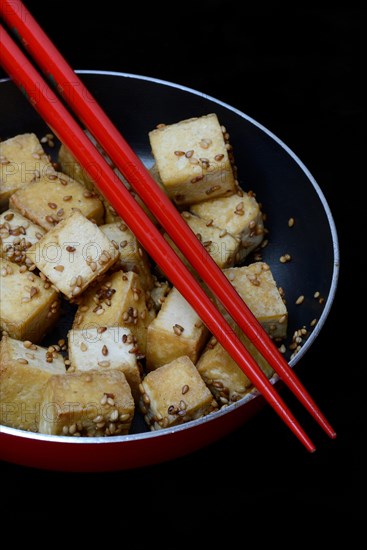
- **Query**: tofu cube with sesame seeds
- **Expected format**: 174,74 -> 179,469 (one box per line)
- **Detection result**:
139,355 -> 218,431
38,369 -> 135,437
196,321 -> 274,406
72,270 -> 155,356
0,258 -> 61,342
58,135 -> 160,227
162,211 -> 240,275
100,221 -> 154,290
189,189 -> 265,263
148,113 -> 237,206
0,335 -> 66,432
9,171 -> 104,231
0,209 -> 46,265
67,326 -> 142,402
222,262 -> 288,339
0,133 -> 56,212
146,287 -> 209,371
26,210 -> 118,300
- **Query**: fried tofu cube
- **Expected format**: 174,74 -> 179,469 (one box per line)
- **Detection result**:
146,287 -> 209,371
9,171 -> 104,231
0,209 -> 46,265
196,324 -> 274,405
58,135 -> 102,193
223,262 -> 288,338
139,355 -> 218,430
0,335 -> 66,431
0,133 -> 55,211
0,258 -> 61,342
58,137 -> 160,226
163,211 -> 239,275
190,190 -> 264,262
67,326 -> 142,401
38,369 -> 135,437
72,270 -> 154,355
100,221 -> 153,290
26,210 -> 118,299
149,114 -> 237,206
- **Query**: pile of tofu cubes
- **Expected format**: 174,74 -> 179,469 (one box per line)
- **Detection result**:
0,113 -> 287,437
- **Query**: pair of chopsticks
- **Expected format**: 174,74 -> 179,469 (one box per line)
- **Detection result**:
0,0 -> 336,451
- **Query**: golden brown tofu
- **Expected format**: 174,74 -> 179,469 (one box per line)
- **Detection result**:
26,210 -> 118,299
72,270 -> 154,355
0,209 -> 46,265
0,258 -> 61,342
100,221 -> 153,290
149,114 -> 237,206
0,335 -> 66,431
196,324 -> 274,405
67,326 -> 142,401
223,262 -> 288,339
9,171 -> 104,231
162,211 -> 239,276
0,133 -> 55,211
189,190 -> 264,262
58,137 -> 160,226
38,369 -> 134,437
139,355 -> 218,430
146,287 -> 209,371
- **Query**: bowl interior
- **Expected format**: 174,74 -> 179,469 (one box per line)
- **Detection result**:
0,71 -> 339,442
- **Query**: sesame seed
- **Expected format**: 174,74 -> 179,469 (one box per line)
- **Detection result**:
173,324 -> 184,335
98,360 -> 110,368
110,409 -> 119,422
63,195 -> 72,201
30,286 -> 38,298
185,150 -> 194,158
80,342 -> 88,352
295,295 -> 305,305
200,138 -> 212,149
102,345 -> 108,356
54,265 -> 64,272
314,291 -> 320,298
288,217 -> 295,227
23,340 -> 33,349
214,154 -> 224,161
48,202 -> 57,209
174,150 -> 185,156
191,175 -> 204,184
310,318 -> 317,327
182,385 -> 189,394
17,358 -> 28,364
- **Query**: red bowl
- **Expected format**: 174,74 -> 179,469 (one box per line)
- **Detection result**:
0,71 -> 339,471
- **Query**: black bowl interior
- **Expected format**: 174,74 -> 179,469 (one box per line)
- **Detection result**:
0,71 -> 339,437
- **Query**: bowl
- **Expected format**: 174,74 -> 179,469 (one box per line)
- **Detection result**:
0,70 -> 339,471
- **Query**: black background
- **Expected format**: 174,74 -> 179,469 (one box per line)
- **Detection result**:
0,0 -> 365,541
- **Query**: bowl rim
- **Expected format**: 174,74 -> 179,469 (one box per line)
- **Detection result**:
0,70 -> 340,445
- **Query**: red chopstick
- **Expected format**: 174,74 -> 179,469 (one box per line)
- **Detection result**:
0,9 -> 335,448
0,0 -> 336,444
